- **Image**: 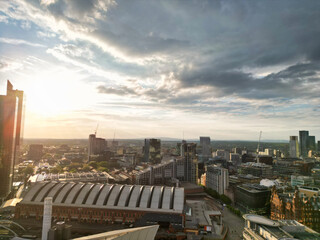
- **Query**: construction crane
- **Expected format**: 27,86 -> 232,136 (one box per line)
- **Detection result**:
256,131 -> 262,162
94,123 -> 99,136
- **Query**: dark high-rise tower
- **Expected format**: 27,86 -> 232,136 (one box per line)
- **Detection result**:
299,130 -> 309,157
0,80 -> 24,200
308,136 -> 316,151
200,136 -> 211,157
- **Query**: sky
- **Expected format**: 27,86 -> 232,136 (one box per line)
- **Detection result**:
0,0 -> 320,141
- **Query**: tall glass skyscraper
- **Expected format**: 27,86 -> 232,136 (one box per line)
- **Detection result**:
299,130 -> 309,157
0,81 -> 24,200
289,136 -> 299,158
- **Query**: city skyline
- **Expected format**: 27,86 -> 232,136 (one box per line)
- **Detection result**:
1,1 -> 320,140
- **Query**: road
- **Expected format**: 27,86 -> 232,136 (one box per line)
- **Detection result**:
204,196 -> 244,240
222,206 -> 244,240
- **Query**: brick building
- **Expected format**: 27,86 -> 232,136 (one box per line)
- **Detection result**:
15,182 -> 185,229
270,186 -> 320,232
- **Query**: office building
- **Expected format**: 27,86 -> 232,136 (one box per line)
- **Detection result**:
270,187 -> 320,232
28,144 -> 44,161
243,214 -> 320,240
239,162 -> 272,178
232,147 -> 242,155
0,81 -> 24,200
235,184 -> 270,214
230,153 -> 241,165
308,135 -> 316,151
273,158 -> 314,176
199,136 -> 211,158
215,149 -> 230,161
299,130 -> 309,157
289,136 -> 299,158
206,165 -> 229,195
318,141 -> 320,151
291,175 -> 313,187
88,134 -> 106,156
181,142 -> 198,183
144,138 -> 161,164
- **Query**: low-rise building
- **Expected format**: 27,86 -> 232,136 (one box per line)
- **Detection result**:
15,182 -> 185,229
239,162 -> 272,178
291,175 -> 314,187
243,214 -> 320,240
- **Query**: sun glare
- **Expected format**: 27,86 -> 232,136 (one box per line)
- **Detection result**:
24,70 -> 92,117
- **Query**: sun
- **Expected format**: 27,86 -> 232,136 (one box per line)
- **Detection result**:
23,69 -> 93,117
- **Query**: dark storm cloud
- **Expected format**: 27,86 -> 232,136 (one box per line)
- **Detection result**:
177,62 -> 320,100
7,0 -> 320,104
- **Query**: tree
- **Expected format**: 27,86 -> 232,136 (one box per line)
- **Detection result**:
97,166 -> 108,172
220,194 -> 232,205
23,165 -> 34,176
88,161 -> 98,169
82,164 -> 90,172
50,165 -> 63,174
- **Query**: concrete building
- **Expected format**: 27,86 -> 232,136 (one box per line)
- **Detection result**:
299,130 -> 309,157
181,142 -> 198,184
42,197 -> 53,240
230,153 -> 241,165
215,150 -> 230,161
243,214 -> 320,240
88,134 -> 106,156
232,147 -> 242,155
135,156 -> 197,185
144,139 -> 161,164
0,81 -> 24,200
291,175 -> 314,187
289,136 -> 299,158
28,144 -> 44,161
15,182 -> 185,228
206,165 -> 229,195
235,184 -> 270,215
199,136 -> 211,161
239,162 -> 272,178
273,158 -> 314,177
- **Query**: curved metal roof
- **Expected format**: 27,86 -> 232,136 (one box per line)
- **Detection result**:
74,183 -> 95,205
150,186 -> 163,209
139,186 -> 153,208
96,185 -> 113,206
34,182 -> 57,202
162,187 -> 173,210
20,182 -> 184,214
117,185 -> 133,207
54,183 -> 76,204
85,184 -> 103,205
128,185 -> 143,208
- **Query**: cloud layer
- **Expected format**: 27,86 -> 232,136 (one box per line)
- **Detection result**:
1,0 -> 320,139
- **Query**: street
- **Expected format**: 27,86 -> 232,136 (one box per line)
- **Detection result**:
204,196 -> 244,240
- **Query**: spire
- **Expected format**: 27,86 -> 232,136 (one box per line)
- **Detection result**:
7,80 -> 13,91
